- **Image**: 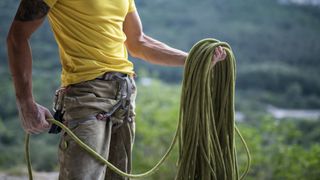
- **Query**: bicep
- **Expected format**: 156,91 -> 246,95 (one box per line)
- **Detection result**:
123,11 -> 144,47
8,0 -> 50,40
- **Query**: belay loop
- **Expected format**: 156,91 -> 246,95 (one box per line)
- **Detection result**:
24,38 -> 250,180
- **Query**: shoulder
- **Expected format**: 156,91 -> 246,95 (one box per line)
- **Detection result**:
14,0 -> 50,21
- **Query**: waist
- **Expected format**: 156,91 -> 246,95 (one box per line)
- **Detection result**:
96,72 -> 130,81
60,65 -> 135,87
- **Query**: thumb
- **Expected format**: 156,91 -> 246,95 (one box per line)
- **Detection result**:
43,109 -> 53,128
44,108 -> 53,119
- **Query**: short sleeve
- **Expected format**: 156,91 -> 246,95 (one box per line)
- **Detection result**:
43,0 -> 58,8
128,0 -> 136,13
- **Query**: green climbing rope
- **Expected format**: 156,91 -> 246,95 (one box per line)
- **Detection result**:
176,38 -> 250,180
24,38 -> 250,179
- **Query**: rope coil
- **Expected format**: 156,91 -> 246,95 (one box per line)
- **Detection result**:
176,38 -> 250,180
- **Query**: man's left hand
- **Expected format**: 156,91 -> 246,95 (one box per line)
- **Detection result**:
212,46 -> 227,65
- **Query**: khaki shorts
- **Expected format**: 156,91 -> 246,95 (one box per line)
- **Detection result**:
57,75 -> 137,180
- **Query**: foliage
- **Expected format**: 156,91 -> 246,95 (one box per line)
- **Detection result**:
132,80 -> 180,179
236,115 -> 320,180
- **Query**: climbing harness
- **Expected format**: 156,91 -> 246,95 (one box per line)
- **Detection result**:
48,87 -> 66,134
24,38 -> 251,179
48,72 -> 134,134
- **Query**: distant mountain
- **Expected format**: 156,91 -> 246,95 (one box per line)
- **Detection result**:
278,0 -> 320,6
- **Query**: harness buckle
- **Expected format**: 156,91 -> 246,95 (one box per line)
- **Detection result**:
49,87 -> 67,134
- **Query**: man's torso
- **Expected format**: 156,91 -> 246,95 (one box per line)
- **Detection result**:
43,0 -> 136,86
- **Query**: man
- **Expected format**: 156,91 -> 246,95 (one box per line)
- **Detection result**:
7,0 -> 227,179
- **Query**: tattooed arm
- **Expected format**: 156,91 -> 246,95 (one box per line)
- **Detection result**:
7,0 -> 52,134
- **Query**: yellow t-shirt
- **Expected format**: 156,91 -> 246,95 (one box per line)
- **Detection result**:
43,0 -> 136,86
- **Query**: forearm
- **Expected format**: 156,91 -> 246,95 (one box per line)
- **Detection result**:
7,36 -> 33,103
132,34 -> 188,66
6,0 -> 53,133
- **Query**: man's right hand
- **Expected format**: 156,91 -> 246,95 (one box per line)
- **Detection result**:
17,100 -> 52,134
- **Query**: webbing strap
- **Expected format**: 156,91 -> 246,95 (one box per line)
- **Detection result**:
96,73 -> 133,122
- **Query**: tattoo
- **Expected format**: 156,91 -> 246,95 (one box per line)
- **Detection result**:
14,0 -> 50,21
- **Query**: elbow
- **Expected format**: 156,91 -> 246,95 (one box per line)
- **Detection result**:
6,33 -> 17,59
7,34 -> 21,47
127,47 -> 139,59
6,30 -> 29,65
7,34 -> 16,49
128,49 -> 140,59
6,32 -> 15,47
6,33 -> 20,56
126,33 -> 146,59
6,26 -> 29,49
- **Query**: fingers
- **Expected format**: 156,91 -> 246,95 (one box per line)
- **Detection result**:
221,46 -> 227,59
215,46 -> 222,59
212,46 -> 227,64
44,107 -> 53,122
216,46 -> 226,60
24,123 -> 42,134
20,103 -> 52,134
213,47 -> 220,62
24,118 -> 46,134
27,128 -> 41,134
43,108 -> 52,129
38,105 -> 51,130
19,105 -> 39,134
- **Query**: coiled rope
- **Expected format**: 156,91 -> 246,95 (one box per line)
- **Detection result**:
176,38 -> 250,180
25,38 -> 250,179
